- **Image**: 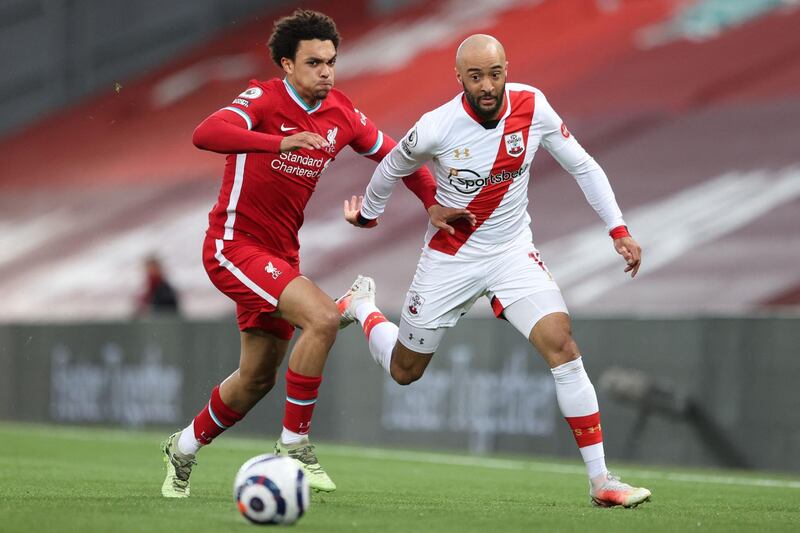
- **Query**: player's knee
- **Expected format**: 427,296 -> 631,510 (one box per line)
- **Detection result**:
239,371 -> 277,397
307,302 -> 339,341
390,367 -> 422,386
548,336 -> 580,365
390,360 -> 425,386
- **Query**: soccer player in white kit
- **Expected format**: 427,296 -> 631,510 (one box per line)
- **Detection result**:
337,34 -> 651,507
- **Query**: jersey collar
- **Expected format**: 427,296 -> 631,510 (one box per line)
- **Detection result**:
461,87 -> 510,125
283,78 -> 323,114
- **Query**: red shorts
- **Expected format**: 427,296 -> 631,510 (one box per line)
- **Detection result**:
202,235 -> 300,339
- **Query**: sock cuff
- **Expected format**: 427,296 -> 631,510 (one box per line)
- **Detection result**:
565,412 -> 603,447
286,368 -> 322,399
363,311 -> 388,337
210,385 -> 243,426
550,356 -> 585,382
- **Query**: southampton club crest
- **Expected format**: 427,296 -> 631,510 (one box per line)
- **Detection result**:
407,291 -> 425,316
504,130 -> 525,157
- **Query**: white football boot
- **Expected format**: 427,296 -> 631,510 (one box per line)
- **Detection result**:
589,472 -> 651,508
335,275 -> 376,329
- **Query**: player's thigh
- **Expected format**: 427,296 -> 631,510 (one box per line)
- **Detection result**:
236,328 -> 291,386
502,291 -> 579,368
502,289 -> 570,341
528,311 -> 579,368
400,249 -> 483,336
275,276 -> 338,332
203,236 -> 300,324
396,318 -> 447,356
486,240 -> 561,319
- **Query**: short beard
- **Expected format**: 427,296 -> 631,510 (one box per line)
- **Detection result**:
463,83 -> 505,121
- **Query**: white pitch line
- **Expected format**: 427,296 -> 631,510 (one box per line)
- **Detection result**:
10,425 -> 798,490
324,446 -> 800,490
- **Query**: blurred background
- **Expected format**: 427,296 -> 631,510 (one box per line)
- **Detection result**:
1,0 -> 798,472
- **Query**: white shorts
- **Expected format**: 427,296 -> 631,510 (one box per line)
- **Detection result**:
397,235 -> 568,352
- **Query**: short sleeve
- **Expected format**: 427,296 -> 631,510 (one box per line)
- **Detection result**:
219,80 -> 269,131
348,107 -> 384,156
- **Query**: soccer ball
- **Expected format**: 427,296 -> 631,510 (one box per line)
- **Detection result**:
233,454 -> 310,525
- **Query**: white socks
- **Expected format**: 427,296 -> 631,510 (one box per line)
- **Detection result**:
177,422 -> 202,455
550,357 -> 608,480
355,302 -> 397,374
280,427 -> 306,445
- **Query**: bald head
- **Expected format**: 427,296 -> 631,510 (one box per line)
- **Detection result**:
455,34 -> 508,121
455,34 -> 506,72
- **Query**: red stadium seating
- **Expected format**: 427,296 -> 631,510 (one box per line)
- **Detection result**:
1,0 -> 798,320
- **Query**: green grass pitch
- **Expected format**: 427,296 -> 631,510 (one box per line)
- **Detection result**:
1,422 -> 798,532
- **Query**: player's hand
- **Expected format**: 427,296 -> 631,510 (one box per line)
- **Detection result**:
428,204 -> 476,235
343,195 -> 378,228
613,236 -> 642,277
280,132 -> 329,152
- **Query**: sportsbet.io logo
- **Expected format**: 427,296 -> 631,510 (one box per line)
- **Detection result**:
448,163 -> 529,194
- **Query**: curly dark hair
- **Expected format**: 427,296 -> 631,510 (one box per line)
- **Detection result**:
268,9 -> 340,67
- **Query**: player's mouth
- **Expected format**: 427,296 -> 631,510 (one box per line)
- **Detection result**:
479,95 -> 496,106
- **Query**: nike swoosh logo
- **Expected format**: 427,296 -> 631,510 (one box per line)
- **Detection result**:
280,123 -> 297,132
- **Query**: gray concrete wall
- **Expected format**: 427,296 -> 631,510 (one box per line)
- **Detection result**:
0,0 -> 285,137
0,0 -> 425,138
1,316 -> 798,472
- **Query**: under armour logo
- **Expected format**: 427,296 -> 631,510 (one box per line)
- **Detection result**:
408,333 -> 424,345
453,147 -> 471,159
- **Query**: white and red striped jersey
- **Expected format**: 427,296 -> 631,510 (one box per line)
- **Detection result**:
360,83 -> 626,255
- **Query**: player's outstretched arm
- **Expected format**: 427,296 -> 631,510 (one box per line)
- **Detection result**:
343,195 -> 378,228
610,226 -> 642,277
368,135 -> 437,210
192,111 -> 328,154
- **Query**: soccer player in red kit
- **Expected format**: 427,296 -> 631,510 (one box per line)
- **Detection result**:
160,9 -> 455,496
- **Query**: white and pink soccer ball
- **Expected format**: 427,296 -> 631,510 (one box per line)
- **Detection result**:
233,454 -> 310,526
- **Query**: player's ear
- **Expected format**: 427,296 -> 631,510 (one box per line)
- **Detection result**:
454,67 -> 462,84
280,57 -> 294,75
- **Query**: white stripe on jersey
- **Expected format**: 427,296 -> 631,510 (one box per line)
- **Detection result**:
222,106 -> 253,130
214,239 -> 279,306
223,153 -> 246,240
357,130 -> 384,156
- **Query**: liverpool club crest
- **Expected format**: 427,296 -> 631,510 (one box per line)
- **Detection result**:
504,131 -> 525,157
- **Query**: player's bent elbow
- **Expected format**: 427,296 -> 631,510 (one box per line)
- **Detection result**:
192,123 -> 214,151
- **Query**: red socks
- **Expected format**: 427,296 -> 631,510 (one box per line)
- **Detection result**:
283,368 -> 322,435
192,385 -> 244,445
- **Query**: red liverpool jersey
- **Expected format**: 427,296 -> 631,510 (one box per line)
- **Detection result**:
206,78 -> 386,264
